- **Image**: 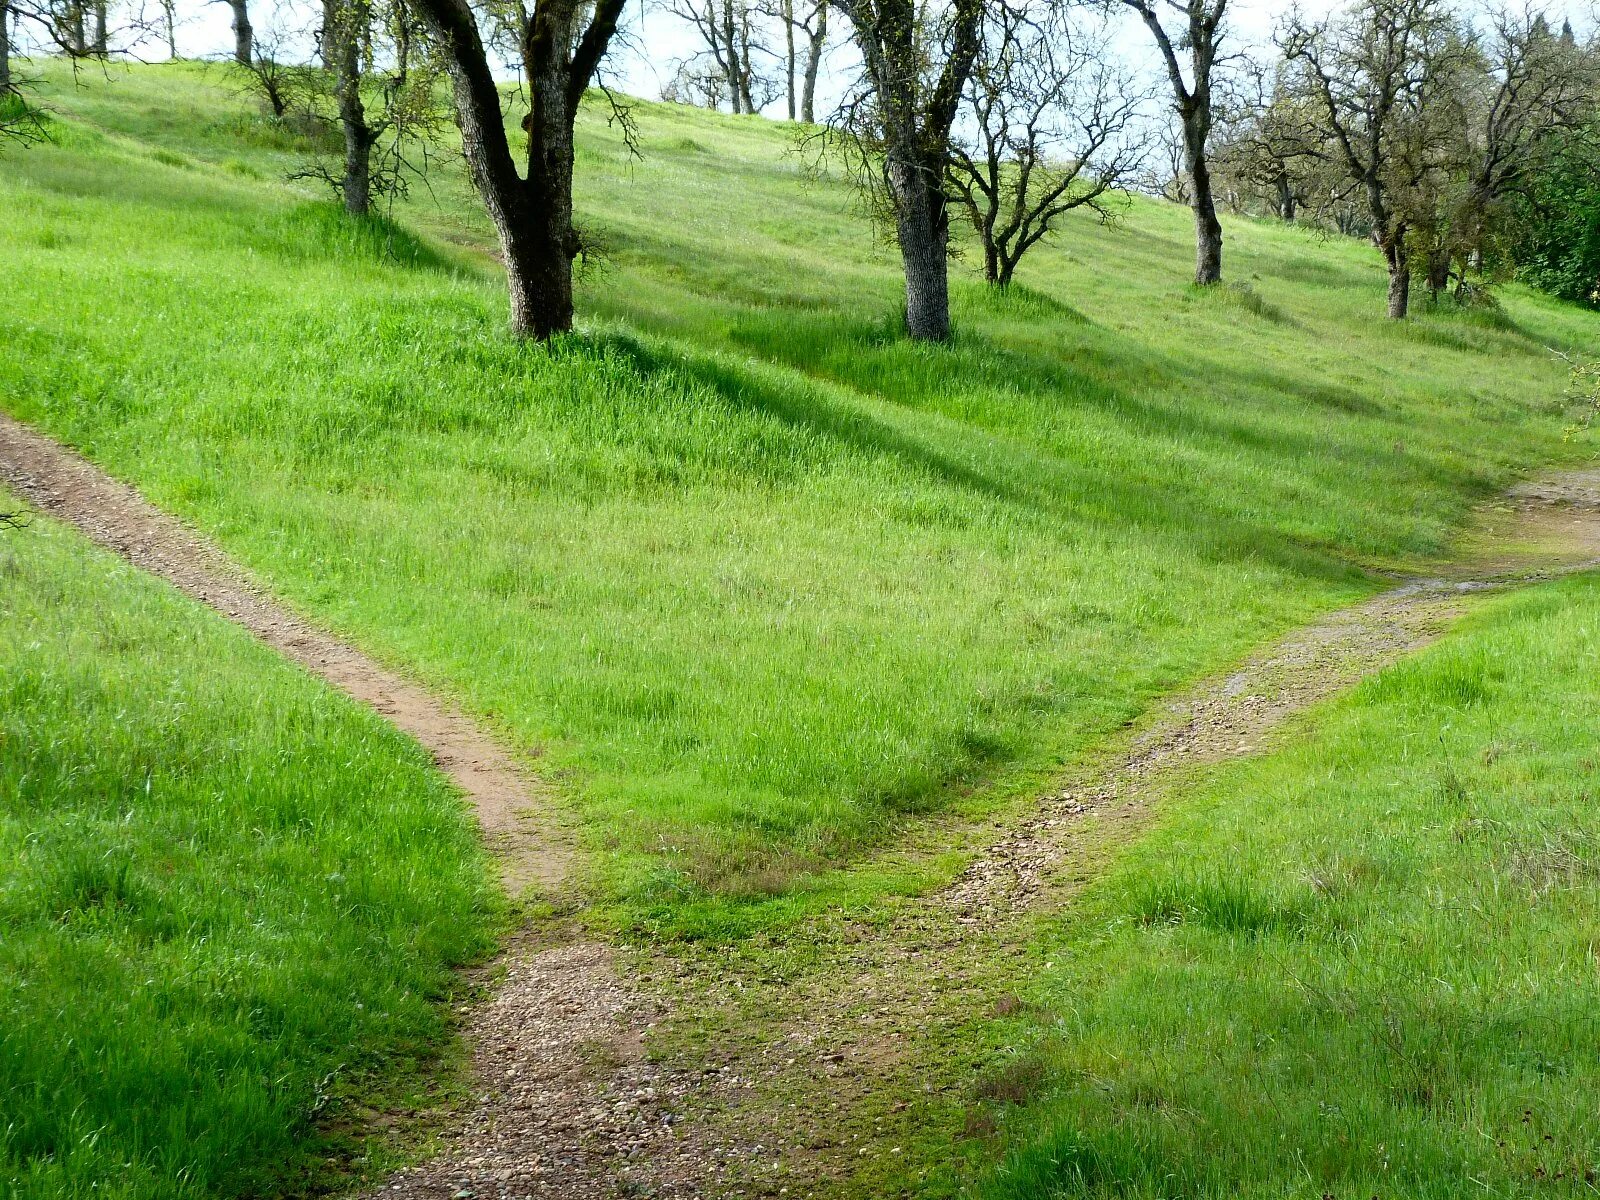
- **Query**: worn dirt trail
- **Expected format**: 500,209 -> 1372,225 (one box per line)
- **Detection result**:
6,407 -> 1600,1199
0,414 -> 760,1197
944,469 -> 1600,915
0,413 -> 724,1196
0,411 -> 571,897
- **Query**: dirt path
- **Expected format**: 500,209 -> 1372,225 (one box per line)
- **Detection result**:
6,408 -> 1600,1199
0,411 -> 571,897
0,413 -> 746,1198
945,468 -> 1600,914
625,468 -> 1600,1200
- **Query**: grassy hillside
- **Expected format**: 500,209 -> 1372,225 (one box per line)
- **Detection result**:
7,55 -> 1600,1200
0,499 -> 498,1199
969,572 -> 1600,1199
3,61 -> 1598,938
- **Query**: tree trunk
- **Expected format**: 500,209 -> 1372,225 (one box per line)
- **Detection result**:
91,0 -> 106,55
1382,236 -> 1410,319
512,79 -> 579,337
163,0 -> 176,56
890,158 -> 951,340
1425,249 -> 1449,300
1184,117 -> 1222,286
736,11 -> 755,114
504,213 -> 574,339
228,0 -> 252,65
331,0 -> 372,216
782,0 -> 795,120
1275,172 -> 1296,222
0,0 -> 11,91
65,1 -> 86,55
414,0 -> 621,341
721,0 -> 742,114
800,4 -> 823,123
454,118 -> 577,340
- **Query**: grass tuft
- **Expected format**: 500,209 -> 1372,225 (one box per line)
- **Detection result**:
1128,872 -> 1314,937
0,506 -> 499,1200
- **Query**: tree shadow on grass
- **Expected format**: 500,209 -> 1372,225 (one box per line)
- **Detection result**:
596,328 -> 1372,589
715,299 -> 1490,519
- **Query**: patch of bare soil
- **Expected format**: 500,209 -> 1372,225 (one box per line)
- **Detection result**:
366,938 -> 757,1199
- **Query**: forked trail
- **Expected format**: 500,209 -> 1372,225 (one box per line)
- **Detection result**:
4,408 -> 1599,1198
0,411 -> 743,1197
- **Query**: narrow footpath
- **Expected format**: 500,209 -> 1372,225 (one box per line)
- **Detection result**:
4,410 -> 1598,1199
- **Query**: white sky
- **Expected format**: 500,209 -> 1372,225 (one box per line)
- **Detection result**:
15,0 -> 1592,116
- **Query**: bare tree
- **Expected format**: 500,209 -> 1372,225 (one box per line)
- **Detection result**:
1282,0 -> 1468,319
1141,121 -> 1191,203
324,0 -> 376,212
159,0 -> 175,55
1214,58 -> 1326,221
798,0 -> 824,120
1117,0 -> 1230,286
670,0 -> 769,113
11,0 -> 153,59
234,23 -> 304,117
661,55 -> 728,106
765,0 -> 825,120
48,0 -> 88,54
1471,9 -> 1592,201
298,0 -> 448,214
410,0 -> 629,338
212,0 -> 252,63
1451,6 -> 1598,277
949,1 -> 1146,286
829,0 -> 986,340
0,1 -> 44,151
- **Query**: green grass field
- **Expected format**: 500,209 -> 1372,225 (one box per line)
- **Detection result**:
0,502 -> 499,1199
5,56 -> 1600,1200
968,573 -> 1600,1199
5,61 -> 1598,926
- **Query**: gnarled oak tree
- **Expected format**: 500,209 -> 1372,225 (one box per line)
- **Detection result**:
949,1 -> 1144,288
413,0 -> 626,339
1282,0 -> 1465,319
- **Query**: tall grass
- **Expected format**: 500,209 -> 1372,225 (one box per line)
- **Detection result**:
3,62 -> 1598,933
966,574 -> 1600,1198
0,506 -> 499,1198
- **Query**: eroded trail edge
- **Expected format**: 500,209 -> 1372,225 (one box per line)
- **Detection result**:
0,412 -> 572,894
630,468 -> 1600,1200
945,469 -> 1600,914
